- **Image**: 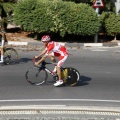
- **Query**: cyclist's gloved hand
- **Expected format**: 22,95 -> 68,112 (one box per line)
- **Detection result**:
32,56 -> 41,63
32,57 -> 36,63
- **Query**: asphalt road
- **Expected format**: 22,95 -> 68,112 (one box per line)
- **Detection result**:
0,46 -> 120,108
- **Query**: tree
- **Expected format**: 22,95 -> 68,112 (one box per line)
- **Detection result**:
0,0 -> 17,31
105,12 -> 120,40
63,0 -> 115,13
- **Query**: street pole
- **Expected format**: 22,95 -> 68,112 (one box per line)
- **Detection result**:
115,0 -> 120,15
94,8 -> 99,43
92,0 -> 104,43
114,0 -> 120,40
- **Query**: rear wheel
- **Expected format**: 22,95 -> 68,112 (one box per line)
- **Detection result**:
61,67 -> 80,86
4,48 -> 18,64
25,66 -> 48,85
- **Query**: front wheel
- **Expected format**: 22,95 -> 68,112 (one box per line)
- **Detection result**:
61,67 -> 80,86
25,66 -> 48,85
4,48 -> 18,64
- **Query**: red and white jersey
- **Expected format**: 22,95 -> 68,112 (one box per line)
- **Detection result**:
45,41 -> 68,56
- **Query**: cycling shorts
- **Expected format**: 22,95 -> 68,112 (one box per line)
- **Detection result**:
51,52 -> 68,67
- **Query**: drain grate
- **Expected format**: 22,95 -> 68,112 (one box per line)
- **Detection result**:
0,110 -> 120,116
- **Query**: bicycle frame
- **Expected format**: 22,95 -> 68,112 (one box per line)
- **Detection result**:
3,47 -> 6,52
3,47 -> 9,56
38,61 -> 57,77
45,68 -> 57,76
3,47 -> 12,61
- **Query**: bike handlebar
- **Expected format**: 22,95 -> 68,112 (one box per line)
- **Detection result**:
32,57 -> 57,66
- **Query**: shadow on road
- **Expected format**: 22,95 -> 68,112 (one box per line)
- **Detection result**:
0,58 -> 32,66
17,58 -> 32,64
76,75 -> 92,86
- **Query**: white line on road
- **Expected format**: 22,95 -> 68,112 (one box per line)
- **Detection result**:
91,49 -> 107,51
0,99 -> 120,103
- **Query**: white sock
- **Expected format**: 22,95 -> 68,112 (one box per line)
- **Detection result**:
0,55 -> 4,62
53,67 -> 57,72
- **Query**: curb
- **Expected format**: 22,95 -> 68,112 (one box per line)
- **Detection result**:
0,105 -> 120,112
8,41 -> 28,46
0,106 -> 120,119
8,41 -> 120,47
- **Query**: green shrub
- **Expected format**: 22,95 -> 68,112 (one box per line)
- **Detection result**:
64,3 -> 101,36
47,1 -> 101,36
105,13 -> 120,39
14,0 -> 38,31
30,0 -> 53,33
47,0 -> 72,37
14,0 -> 54,33
14,0 -> 101,38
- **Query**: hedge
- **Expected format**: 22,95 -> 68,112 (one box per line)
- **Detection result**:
105,12 -> 120,39
14,0 -> 101,38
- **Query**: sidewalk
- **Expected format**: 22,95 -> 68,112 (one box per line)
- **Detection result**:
6,24 -> 120,48
7,39 -> 120,49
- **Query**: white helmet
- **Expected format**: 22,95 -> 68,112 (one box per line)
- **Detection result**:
41,35 -> 50,42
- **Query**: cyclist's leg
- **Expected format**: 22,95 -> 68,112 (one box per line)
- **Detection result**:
48,52 -> 58,73
57,55 -> 68,79
54,55 -> 68,86
48,52 -> 56,63
0,40 -> 4,63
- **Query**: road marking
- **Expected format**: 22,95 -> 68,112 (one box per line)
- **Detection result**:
91,49 -> 107,51
0,99 -> 120,103
84,43 -> 103,47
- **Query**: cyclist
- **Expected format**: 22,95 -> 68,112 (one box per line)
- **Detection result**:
34,35 -> 68,87
0,31 -> 7,64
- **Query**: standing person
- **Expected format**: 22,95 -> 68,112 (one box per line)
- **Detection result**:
34,35 -> 68,87
0,31 -> 7,64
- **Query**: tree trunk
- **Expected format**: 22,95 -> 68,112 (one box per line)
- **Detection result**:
1,17 -> 7,32
114,35 -> 117,40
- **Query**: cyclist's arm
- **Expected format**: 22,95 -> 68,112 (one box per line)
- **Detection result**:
35,48 -> 47,58
36,54 -> 47,65
35,43 -> 54,65
35,47 -> 52,65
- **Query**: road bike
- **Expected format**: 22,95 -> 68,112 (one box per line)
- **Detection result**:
3,47 -> 18,65
0,31 -> 18,65
25,57 -> 80,86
